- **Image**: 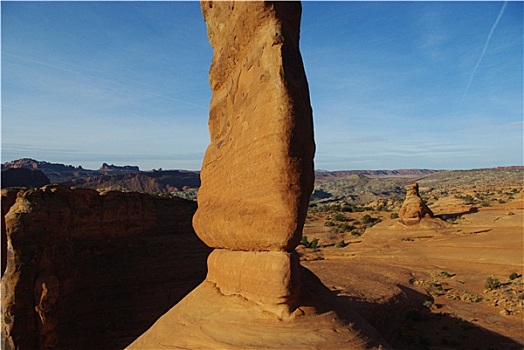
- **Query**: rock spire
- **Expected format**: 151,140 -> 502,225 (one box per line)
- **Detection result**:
399,182 -> 434,225
129,2 -> 385,348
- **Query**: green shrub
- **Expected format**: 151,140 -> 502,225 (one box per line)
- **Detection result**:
338,223 -> 354,232
300,236 -> 319,249
300,235 -> 309,246
390,212 -> 399,219
509,272 -> 520,280
333,213 -> 348,222
362,214 -> 381,227
439,271 -> 455,278
335,240 -> 348,248
485,276 -> 501,290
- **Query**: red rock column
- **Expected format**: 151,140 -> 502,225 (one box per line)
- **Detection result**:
194,1 -> 315,318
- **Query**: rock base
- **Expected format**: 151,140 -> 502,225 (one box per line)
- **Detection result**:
128,267 -> 389,349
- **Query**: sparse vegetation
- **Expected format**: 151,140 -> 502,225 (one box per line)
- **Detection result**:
509,272 -> 520,280
439,271 -> 455,278
362,214 -> 381,227
300,236 -> 319,249
485,277 -> 501,291
335,240 -> 348,248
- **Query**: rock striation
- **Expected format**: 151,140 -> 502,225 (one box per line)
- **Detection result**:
129,2 -> 386,349
192,1 -> 315,252
1,185 -> 210,350
189,0 -> 315,319
398,182 -> 434,225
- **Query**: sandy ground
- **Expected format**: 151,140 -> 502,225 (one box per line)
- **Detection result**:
300,190 -> 523,349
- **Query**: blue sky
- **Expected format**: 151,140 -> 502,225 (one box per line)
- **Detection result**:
2,1 -> 522,171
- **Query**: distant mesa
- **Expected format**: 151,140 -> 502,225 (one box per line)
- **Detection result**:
99,162 -> 140,172
1,158 -> 95,183
1,159 -> 200,195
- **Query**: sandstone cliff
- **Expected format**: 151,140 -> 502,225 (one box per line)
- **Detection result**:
1,185 -> 210,350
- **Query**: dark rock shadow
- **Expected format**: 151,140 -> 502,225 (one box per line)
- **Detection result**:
58,234 -> 211,350
333,282 -> 522,350
436,207 -> 479,221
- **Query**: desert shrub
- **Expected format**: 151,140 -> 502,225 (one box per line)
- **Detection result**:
324,221 -> 335,227
341,205 -> 354,212
439,271 -> 455,278
485,277 -> 501,290
328,204 -> 341,212
509,272 -> 520,280
300,235 -> 309,246
337,223 -> 350,232
335,240 -> 348,248
300,236 -> 319,249
390,212 -> 399,219
362,214 -> 381,227
351,229 -> 363,236
333,213 -> 349,222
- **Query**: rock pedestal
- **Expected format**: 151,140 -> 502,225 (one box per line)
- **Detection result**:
399,183 -> 434,225
192,0 -> 314,319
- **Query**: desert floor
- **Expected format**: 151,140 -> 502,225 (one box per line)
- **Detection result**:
300,188 -> 523,349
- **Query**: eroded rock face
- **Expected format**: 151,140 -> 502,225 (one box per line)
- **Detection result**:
1,185 -> 209,350
193,1 -> 315,251
399,183 -> 434,225
190,0 -> 315,318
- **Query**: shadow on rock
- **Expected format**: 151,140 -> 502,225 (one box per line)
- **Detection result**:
436,206 -> 479,221
332,283 -> 522,350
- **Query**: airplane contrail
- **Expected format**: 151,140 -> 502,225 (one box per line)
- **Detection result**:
456,1 -> 508,114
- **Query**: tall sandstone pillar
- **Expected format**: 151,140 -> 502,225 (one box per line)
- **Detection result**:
129,2 -> 384,348
193,1 -> 314,317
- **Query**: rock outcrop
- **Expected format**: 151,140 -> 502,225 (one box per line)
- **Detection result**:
1,189 -> 19,276
1,158 -> 94,183
129,2 -> 386,349
62,170 -> 201,194
399,182 -> 434,225
1,168 -> 51,189
1,185 -> 210,350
